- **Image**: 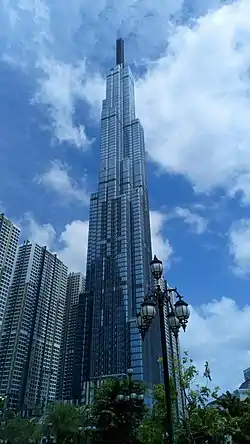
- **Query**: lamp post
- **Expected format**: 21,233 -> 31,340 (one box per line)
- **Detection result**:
136,255 -> 190,444
76,425 -> 86,444
115,368 -> 144,444
116,368 -> 145,402
90,370 -> 144,444
116,368 -> 144,404
42,422 -> 56,444
84,424 -> 97,444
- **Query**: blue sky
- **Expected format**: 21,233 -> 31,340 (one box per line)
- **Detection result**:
1,0 -> 250,391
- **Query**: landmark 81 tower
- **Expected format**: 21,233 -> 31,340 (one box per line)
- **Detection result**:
81,39 -> 161,388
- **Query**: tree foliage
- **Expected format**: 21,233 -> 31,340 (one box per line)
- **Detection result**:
2,357 -> 250,444
139,352 -> 250,444
0,417 -> 39,444
46,402 -> 90,444
138,384 -> 166,444
47,403 -> 79,443
91,377 -> 147,444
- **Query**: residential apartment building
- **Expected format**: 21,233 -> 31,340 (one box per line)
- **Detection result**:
0,241 -> 68,412
0,214 -> 20,331
57,272 -> 85,401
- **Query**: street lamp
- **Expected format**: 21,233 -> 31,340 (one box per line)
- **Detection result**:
84,424 -> 97,444
75,425 -> 84,444
137,255 -> 190,444
115,368 -> 144,404
114,368 -> 144,442
42,422 -> 56,444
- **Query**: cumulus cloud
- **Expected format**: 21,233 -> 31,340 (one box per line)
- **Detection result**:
168,207 -> 208,234
33,58 -> 104,149
181,297 -> 250,392
1,0 -> 104,149
150,210 -> 173,267
57,220 -> 89,274
2,0 -> 241,159
0,0 -> 188,149
228,218 -> 250,277
22,214 -> 89,273
36,160 -> 90,204
136,0 -> 250,201
23,215 -> 56,248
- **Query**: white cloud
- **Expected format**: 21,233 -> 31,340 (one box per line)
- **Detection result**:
1,0 -> 104,149
229,173 -> 250,205
23,215 -> 56,248
150,210 -> 173,267
34,58 -> 104,149
2,0 -> 236,154
228,218 -> 250,277
36,160 -> 90,204
181,297 -> 250,392
22,215 -> 89,273
169,207 -> 208,234
136,0 -> 250,201
0,0 -> 186,149
57,220 -> 89,274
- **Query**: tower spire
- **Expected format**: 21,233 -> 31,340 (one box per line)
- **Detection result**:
116,37 -> 124,67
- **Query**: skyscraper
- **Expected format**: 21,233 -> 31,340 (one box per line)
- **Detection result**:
0,214 -> 20,331
78,39 -> 161,390
0,242 -> 68,412
57,272 -> 85,401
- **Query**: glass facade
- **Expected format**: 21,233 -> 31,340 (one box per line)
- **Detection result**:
81,40 -> 161,387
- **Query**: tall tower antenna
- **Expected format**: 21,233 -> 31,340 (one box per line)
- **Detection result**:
116,37 -> 125,67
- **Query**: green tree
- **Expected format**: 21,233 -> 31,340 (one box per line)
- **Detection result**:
46,403 -> 86,444
217,391 -> 247,418
216,394 -> 250,443
139,352 -> 196,444
232,409 -> 250,443
139,353 -> 237,444
1,417 -> 39,444
91,377 -> 147,444
138,384 -> 167,444
176,354 -> 227,444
